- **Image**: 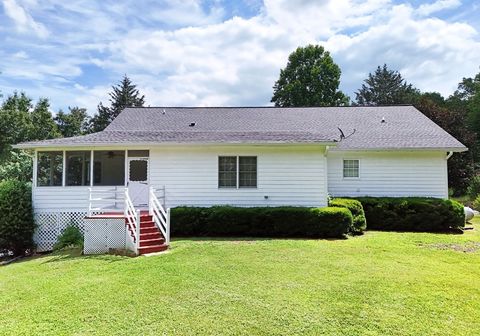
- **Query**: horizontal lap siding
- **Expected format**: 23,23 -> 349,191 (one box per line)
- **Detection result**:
33,187 -> 90,212
150,146 -> 327,207
327,151 -> 448,198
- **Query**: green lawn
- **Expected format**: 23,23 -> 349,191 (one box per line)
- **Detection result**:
1,220 -> 480,336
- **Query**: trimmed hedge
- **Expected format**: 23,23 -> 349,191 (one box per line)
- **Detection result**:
0,180 -> 35,256
329,198 -> 366,235
356,197 -> 465,232
171,206 -> 353,238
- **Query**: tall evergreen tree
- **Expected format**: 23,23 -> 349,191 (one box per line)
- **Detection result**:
89,75 -> 145,132
355,64 -> 419,105
271,45 -> 349,107
55,106 -> 89,137
30,98 -> 61,140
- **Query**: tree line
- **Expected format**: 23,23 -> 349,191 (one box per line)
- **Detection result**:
1,45 -> 479,195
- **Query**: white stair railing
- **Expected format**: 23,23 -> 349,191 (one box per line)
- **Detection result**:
149,187 -> 170,245
88,186 -> 124,216
124,188 -> 140,254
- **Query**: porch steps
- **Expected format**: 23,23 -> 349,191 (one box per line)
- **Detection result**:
137,215 -> 168,255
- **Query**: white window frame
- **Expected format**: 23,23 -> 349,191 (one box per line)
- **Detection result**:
342,159 -> 360,179
218,155 -> 258,189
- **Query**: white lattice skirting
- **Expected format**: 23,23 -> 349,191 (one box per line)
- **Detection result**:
34,212 -> 88,252
34,212 -> 131,254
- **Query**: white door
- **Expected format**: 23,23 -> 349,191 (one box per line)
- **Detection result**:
128,158 -> 149,207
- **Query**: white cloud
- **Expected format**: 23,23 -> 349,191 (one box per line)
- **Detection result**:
417,0 -> 461,16
2,0 -> 48,38
1,0 -> 480,113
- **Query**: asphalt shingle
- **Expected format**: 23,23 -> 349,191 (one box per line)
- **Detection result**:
15,106 -> 467,151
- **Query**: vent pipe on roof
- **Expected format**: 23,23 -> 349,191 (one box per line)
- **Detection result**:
381,117 -> 386,123
189,122 -> 196,127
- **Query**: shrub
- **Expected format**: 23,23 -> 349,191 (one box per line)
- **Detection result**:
356,197 -> 464,232
53,225 -> 84,251
329,198 -> 366,235
171,206 -> 353,238
466,175 -> 480,199
472,195 -> 480,211
0,180 -> 35,256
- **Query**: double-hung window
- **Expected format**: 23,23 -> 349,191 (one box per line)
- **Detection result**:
343,159 -> 359,178
218,156 -> 257,188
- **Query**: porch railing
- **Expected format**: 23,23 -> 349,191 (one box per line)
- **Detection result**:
124,188 -> 140,254
87,186 -> 124,216
149,187 -> 170,245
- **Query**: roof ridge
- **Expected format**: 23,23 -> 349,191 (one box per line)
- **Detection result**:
123,105 -> 414,109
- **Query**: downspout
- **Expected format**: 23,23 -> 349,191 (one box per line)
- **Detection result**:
446,151 -> 453,160
445,151 -> 453,199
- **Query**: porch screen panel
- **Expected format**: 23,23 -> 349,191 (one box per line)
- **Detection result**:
66,151 -> 91,186
93,151 -> 125,186
37,152 -> 63,186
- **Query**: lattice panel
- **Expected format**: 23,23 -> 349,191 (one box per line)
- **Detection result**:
84,218 -> 127,255
34,212 -> 88,252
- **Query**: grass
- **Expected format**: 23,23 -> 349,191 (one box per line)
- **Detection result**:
1,221 -> 480,335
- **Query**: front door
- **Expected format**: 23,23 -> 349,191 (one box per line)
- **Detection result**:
128,158 -> 149,207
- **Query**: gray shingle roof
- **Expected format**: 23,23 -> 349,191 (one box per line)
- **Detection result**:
15,106 -> 467,151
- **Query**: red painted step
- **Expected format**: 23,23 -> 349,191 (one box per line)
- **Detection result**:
140,231 -> 162,240
140,238 -> 165,247
138,244 -> 168,254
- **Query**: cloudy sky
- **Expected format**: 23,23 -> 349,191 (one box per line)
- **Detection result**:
0,0 -> 479,114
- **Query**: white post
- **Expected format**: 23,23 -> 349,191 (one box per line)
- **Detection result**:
148,187 -> 153,216
33,149 -> 38,187
90,150 -> 94,187
166,208 -> 171,245
136,210 -> 141,254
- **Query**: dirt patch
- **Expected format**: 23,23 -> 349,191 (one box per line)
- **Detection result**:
419,242 -> 480,253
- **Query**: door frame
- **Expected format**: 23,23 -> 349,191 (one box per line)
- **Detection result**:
127,157 -> 150,206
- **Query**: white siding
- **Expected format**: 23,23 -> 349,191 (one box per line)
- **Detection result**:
33,187 -> 90,212
327,151 -> 448,198
150,145 -> 328,207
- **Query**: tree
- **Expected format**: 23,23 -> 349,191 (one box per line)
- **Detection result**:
271,45 -> 349,107
29,98 -> 61,140
89,75 -> 145,132
415,95 -> 476,193
55,106 -> 89,137
355,64 -> 419,105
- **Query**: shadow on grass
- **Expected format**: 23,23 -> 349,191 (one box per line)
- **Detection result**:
172,236 -> 348,242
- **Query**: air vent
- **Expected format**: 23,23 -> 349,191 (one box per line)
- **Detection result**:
189,122 -> 196,127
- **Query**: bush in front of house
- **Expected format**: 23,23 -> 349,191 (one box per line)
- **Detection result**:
0,179 -> 35,256
329,198 -> 366,235
171,206 -> 353,238
355,197 -> 465,232
53,225 -> 84,251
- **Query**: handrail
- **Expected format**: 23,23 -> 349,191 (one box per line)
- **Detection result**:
124,188 -> 139,254
88,186 -> 124,216
149,187 -> 170,244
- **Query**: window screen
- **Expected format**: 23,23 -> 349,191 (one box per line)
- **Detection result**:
343,159 -> 359,178
239,156 -> 257,188
218,156 -> 237,188
37,152 -> 63,186
66,151 -> 90,186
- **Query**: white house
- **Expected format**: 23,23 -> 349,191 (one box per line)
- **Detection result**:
15,106 -> 467,254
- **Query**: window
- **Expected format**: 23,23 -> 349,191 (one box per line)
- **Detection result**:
37,152 -> 63,186
218,156 -> 257,188
93,151 -> 125,186
239,156 -> 257,188
218,156 -> 237,188
66,151 -> 90,186
343,159 -> 359,178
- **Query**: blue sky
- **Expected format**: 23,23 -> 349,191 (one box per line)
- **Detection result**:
0,0 -> 479,114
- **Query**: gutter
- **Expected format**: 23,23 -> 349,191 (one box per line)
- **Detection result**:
446,151 -> 454,160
